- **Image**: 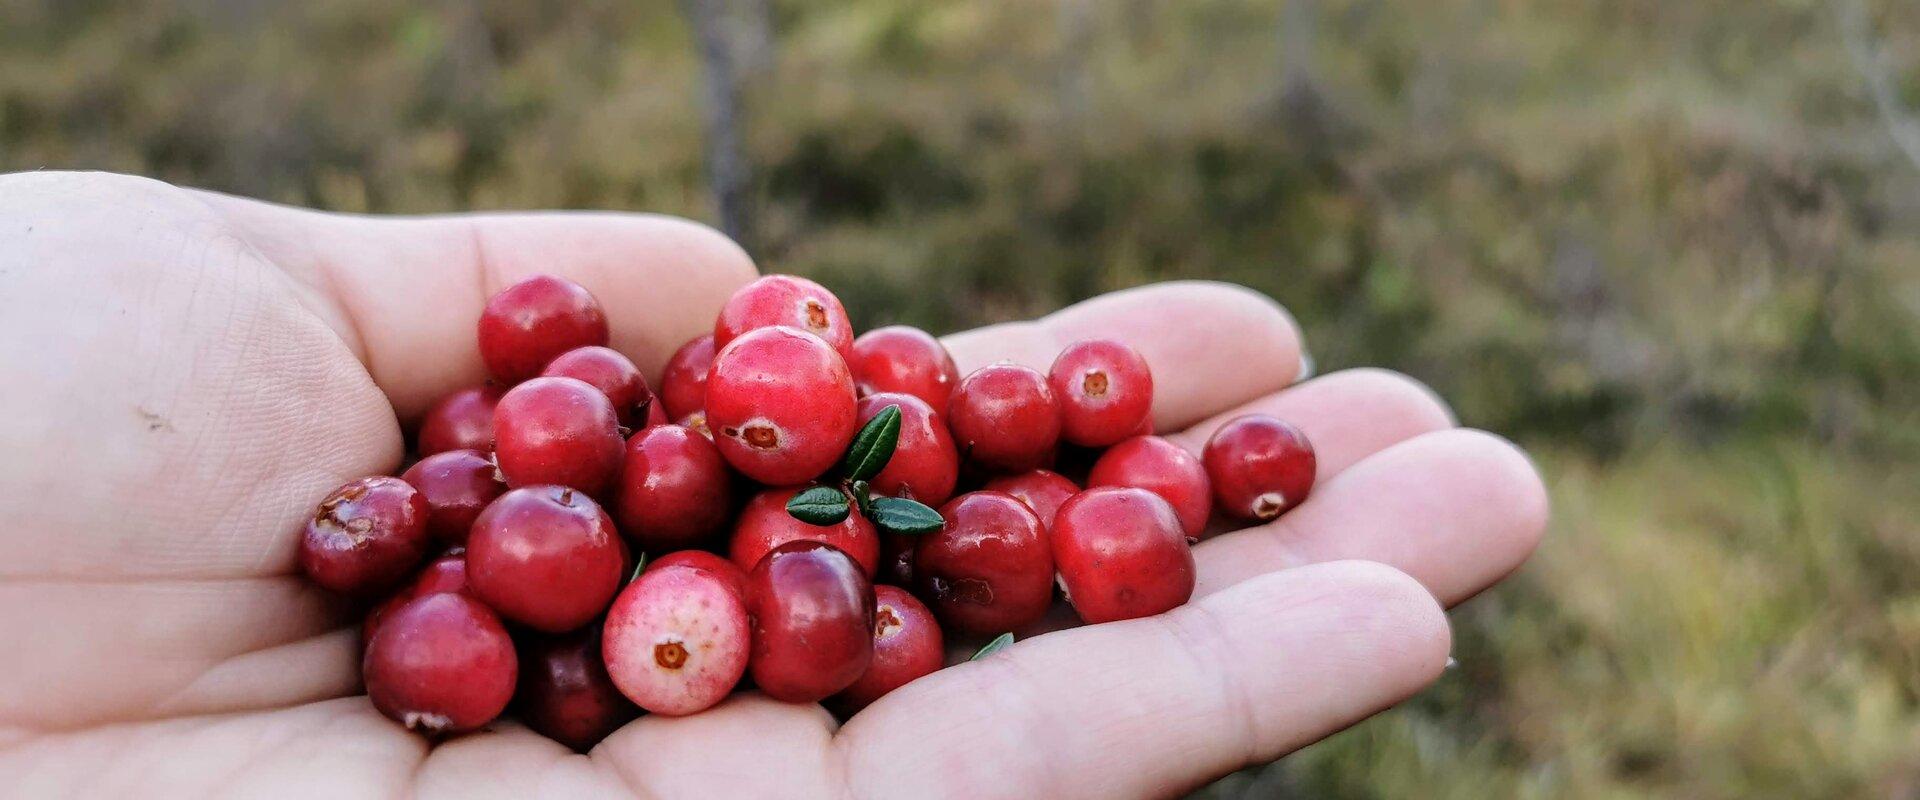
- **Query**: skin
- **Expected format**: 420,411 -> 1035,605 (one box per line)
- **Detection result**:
0,171 -> 1548,798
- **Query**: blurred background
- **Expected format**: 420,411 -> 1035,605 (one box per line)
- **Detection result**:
3,0 -> 1918,796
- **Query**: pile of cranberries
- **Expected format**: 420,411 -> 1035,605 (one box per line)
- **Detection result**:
302,273 -> 1317,748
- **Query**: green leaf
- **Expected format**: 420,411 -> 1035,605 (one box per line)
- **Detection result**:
870,496 -> 943,536
971,632 -> 1014,661
787,485 -> 852,525
627,551 -> 649,584
840,404 -> 903,481
848,479 -> 874,516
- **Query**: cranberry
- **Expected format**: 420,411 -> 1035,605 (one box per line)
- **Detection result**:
466,486 -> 626,632
616,425 -> 735,553
516,624 -> 640,751
713,274 -> 855,361
299,476 -> 430,596
477,274 -> 610,383
492,376 -> 625,496
1202,415 -> 1317,521
541,346 -> 653,427
834,585 -> 945,713
848,326 -> 960,415
602,564 -> 751,716
729,487 -> 880,578
401,450 -> 506,544
644,549 -> 749,601
858,393 -> 959,506
947,363 -> 1060,473
705,326 -> 858,485
745,541 -> 875,703
659,334 -> 715,420
644,399 -> 670,428
678,411 -> 713,439
1049,339 -> 1153,448
982,469 -> 1080,529
1086,435 -> 1212,538
363,549 -> 470,647
914,491 -> 1054,635
417,386 -> 501,456
363,593 -> 517,736
1052,487 -> 1195,624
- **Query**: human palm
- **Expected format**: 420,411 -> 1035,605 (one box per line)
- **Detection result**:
0,171 -> 1546,798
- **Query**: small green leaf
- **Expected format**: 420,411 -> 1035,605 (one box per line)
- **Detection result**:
848,479 -> 874,516
971,632 -> 1014,661
870,496 -> 943,535
841,405 -> 903,481
628,551 -> 649,584
787,486 -> 852,525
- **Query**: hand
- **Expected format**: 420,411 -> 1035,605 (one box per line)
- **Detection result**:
0,171 -> 1547,798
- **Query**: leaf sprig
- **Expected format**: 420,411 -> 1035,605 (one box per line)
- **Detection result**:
784,403 -> 944,536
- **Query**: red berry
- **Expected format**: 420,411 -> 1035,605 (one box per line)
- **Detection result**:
418,386 -> 501,456
848,326 -> 960,415
467,486 -> 626,632
541,346 -> 653,427
516,625 -> 640,752
477,274 -> 610,383
745,541 -> 875,703
401,450 -> 506,544
1202,415 -> 1317,522
363,549 -> 470,647
299,476 -> 430,596
946,363 -> 1061,473
859,393 -> 959,506
714,274 -> 854,361
602,564 -> 751,716
616,425 -> 735,553
729,487 -> 880,578
1087,436 -> 1212,538
644,550 -> 749,601
834,585 -> 945,713
644,398 -> 670,428
1051,487 -> 1195,624
982,469 -> 1080,529
1049,339 -> 1153,448
705,326 -> 858,485
678,410 -> 713,439
914,491 -> 1054,635
363,593 -> 517,737
659,334 -> 715,420
492,376 -> 625,496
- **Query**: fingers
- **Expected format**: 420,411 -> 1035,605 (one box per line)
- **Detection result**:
838,561 -> 1450,799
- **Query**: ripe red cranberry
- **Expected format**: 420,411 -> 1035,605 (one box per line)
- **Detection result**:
417,386 -> 501,456
705,326 -> 858,485
713,274 -> 855,360
914,491 -> 1054,635
602,564 -> 751,716
982,469 -> 1080,529
745,541 -> 875,703
848,326 -> 960,415
492,376 -> 625,496
362,549 -> 470,647
1203,415 -> 1317,521
644,549 -> 749,601
859,393 -> 959,505
946,363 -> 1061,473
299,476 -> 430,596
1052,487 -> 1195,624
644,399 -> 670,428
516,624 -> 640,751
401,450 -> 506,544
363,593 -> 517,736
541,346 -> 653,427
616,425 -> 735,553
659,334 -> 715,420
1087,436 -> 1212,538
1049,339 -> 1154,448
729,487 -> 880,578
477,274 -> 610,383
834,585 -> 945,713
466,486 -> 626,632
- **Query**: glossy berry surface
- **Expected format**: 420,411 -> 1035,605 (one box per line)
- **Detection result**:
982,469 -> 1080,529
1202,415 -> 1317,522
835,585 -> 945,713
492,376 -> 625,496
417,386 -> 501,457
729,487 -> 880,578
516,624 -> 640,752
914,491 -> 1054,635
616,425 -> 735,553
659,334 -> 715,420
1051,487 -> 1195,624
713,274 -> 855,360
745,541 -> 875,703
705,326 -> 858,485
602,564 -> 751,716
466,486 -> 626,632
401,450 -> 506,544
644,550 -> 749,601
643,399 -> 670,428
1087,435 -> 1212,538
848,326 -> 960,415
477,274 -> 610,383
1049,339 -> 1154,448
859,392 -> 959,505
299,476 -> 430,596
541,345 -> 653,426
946,363 -> 1061,473
363,549 -> 470,647
363,593 -> 517,737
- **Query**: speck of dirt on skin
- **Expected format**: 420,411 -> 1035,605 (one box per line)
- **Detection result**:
1082,370 -> 1109,397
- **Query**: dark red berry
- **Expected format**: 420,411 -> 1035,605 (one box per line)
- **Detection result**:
363,549 -> 470,647
644,398 -> 670,428
745,541 -> 875,703
713,274 -> 855,361
705,326 -> 858,485
982,469 -> 1080,529
1052,487 -> 1195,624
947,363 -> 1061,473
1049,339 -> 1154,448
1202,415 -> 1317,522
603,564 -> 750,716
616,425 -> 735,553
418,386 -> 501,456
914,491 -> 1054,635
492,376 -> 625,496
659,334 -> 715,420
516,624 -> 640,752
466,486 -> 626,632
1087,435 -> 1212,538
363,593 -> 517,736
401,450 -> 506,544
541,346 -> 653,427
478,274 -> 609,383
859,393 -> 959,506
835,585 -> 945,713
848,326 -> 960,416
299,476 -> 430,596
729,487 -> 880,578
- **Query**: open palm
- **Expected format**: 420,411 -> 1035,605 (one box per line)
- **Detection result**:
0,171 -> 1546,799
